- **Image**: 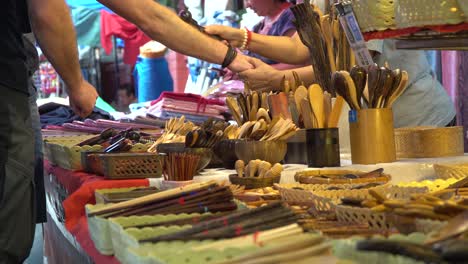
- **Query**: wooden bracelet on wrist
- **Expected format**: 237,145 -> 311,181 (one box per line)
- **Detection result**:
221,45 -> 238,69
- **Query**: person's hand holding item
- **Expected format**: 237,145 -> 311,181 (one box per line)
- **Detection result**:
205,25 -> 245,48
68,79 -> 98,118
227,53 -> 255,73
238,57 -> 283,92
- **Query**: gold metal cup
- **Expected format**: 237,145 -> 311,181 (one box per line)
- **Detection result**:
349,108 -> 396,164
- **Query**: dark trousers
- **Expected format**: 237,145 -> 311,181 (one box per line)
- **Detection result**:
0,87 -> 36,263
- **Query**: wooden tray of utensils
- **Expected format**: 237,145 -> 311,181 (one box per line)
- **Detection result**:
295,169 -> 391,185
229,174 -> 281,189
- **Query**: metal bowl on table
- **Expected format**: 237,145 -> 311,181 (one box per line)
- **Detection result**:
235,140 -> 287,164
213,139 -> 241,169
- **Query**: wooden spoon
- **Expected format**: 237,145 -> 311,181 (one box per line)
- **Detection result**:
308,84 -> 325,128
249,91 -> 259,121
294,86 -> 309,118
237,94 -> 249,123
367,64 -> 381,108
340,71 -> 360,110
350,65 -> 367,108
376,67 -> 394,108
333,72 -> 354,110
386,70 -> 409,108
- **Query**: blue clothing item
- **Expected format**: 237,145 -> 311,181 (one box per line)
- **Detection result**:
246,8 -> 296,65
71,6 -> 101,47
134,56 -> 174,102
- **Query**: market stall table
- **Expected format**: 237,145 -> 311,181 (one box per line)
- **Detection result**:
43,155 -> 468,263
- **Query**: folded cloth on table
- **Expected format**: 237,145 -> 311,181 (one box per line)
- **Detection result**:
39,103 -> 112,128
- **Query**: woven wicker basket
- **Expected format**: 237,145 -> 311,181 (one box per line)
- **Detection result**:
433,163 -> 468,179
334,186 -> 428,230
44,135 -> 151,171
351,0 -> 396,32
394,126 -> 463,159
396,0 -> 466,28
229,174 -> 280,189
84,153 -> 162,179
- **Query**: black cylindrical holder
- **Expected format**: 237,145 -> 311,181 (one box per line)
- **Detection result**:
306,128 -> 340,168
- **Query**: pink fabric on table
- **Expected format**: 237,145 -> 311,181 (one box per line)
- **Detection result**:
150,92 -> 226,106
100,10 -> 151,65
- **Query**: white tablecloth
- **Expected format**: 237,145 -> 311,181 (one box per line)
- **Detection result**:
148,155 -> 468,187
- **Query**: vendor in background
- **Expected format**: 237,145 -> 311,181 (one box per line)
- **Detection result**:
207,0 -> 301,70
207,23 -> 456,128
112,85 -> 138,113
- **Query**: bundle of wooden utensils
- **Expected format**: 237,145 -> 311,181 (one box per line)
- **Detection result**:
333,65 -> 409,110
161,153 -> 201,181
148,116 -> 195,152
235,160 -> 283,178
292,83 -> 344,129
139,201 -> 298,242
87,181 -> 237,218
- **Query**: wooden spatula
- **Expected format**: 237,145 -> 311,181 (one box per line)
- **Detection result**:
323,92 -> 332,128
300,98 -> 315,129
308,84 -> 325,128
327,95 -> 344,128
294,85 -> 308,118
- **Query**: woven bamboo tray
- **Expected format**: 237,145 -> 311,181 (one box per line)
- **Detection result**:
395,126 -> 463,158
83,152 -> 162,179
334,186 -> 428,230
351,0 -> 396,32
278,185 -> 425,220
294,169 -> 391,185
229,174 -> 280,189
44,135 -> 151,170
433,163 -> 468,180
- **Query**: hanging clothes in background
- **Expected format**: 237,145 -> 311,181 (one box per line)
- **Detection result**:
100,10 -> 151,65
70,6 -> 101,47
39,62 -> 60,95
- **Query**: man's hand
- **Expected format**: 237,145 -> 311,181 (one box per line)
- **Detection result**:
238,57 -> 283,92
205,25 -> 244,48
68,80 -> 98,118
